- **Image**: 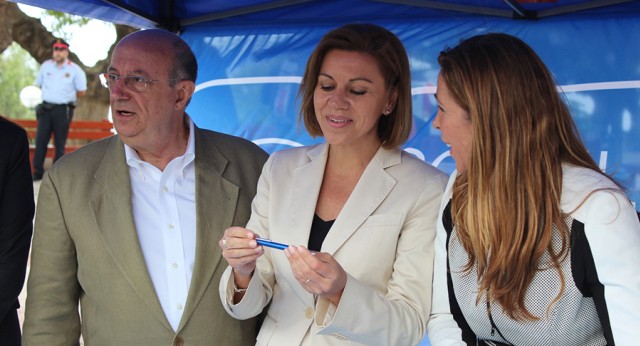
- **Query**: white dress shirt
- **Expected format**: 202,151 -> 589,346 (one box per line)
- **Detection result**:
125,119 -> 197,331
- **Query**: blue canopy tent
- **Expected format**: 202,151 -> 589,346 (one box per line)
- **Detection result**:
11,2 -> 640,204
9,0 -> 640,343
9,0 -> 640,29
11,0 -> 639,209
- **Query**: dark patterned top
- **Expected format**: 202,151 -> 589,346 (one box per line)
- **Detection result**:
427,164 -> 640,345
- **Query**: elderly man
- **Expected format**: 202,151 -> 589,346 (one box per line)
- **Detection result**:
23,29 -> 268,345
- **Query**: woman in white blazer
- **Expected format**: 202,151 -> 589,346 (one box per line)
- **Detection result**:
218,23 -> 447,345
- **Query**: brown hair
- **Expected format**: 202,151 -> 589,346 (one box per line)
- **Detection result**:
438,33 -> 607,320
298,23 -> 412,149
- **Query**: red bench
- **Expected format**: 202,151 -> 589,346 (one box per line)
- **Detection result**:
5,117 -> 114,170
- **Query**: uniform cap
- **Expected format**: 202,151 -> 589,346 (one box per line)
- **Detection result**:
52,38 -> 69,49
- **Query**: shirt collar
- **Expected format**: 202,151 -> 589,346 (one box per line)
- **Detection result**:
124,115 -> 196,177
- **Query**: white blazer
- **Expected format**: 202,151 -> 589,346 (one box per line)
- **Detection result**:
220,143 -> 447,345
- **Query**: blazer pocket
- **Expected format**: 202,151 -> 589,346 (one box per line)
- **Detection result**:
343,213 -> 405,284
359,213 -> 403,229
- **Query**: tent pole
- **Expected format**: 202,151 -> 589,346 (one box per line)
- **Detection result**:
100,0 -> 160,26
372,0 -> 513,18
182,0 -> 314,26
538,0 -> 637,18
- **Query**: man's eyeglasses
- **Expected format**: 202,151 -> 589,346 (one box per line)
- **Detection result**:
53,47 -> 67,51
99,73 -> 177,93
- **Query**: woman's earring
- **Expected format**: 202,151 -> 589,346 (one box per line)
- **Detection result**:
383,109 -> 391,115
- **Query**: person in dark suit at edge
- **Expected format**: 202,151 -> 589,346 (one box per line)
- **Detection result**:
0,116 -> 35,345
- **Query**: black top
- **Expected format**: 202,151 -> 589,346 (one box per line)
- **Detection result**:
308,214 -> 334,252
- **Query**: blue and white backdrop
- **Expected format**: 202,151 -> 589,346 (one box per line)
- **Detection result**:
183,14 -> 640,211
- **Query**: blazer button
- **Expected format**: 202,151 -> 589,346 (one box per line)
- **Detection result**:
331,332 -> 349,340
173,336 -> 184,346
304,306 -> 313,319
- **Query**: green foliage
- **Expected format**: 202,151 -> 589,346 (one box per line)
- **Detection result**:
0,43 -> 39,119
44,10 -> 90,41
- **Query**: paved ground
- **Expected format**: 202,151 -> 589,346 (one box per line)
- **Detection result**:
17,179 -> 39,331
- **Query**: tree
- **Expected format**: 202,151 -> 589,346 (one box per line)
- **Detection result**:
0,0 -> 138,121
0,42 -> 38,119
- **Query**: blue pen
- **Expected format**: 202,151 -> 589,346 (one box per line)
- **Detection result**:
256,238 -> 289,250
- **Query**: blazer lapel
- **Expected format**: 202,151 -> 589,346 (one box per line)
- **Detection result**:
286,144 -> 327,247
179,128 -> 239,330
321,147 -> 399,255
91,137 -> 172,330
278,144 -> 328,304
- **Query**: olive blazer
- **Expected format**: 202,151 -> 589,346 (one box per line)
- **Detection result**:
23,126 -> 268,345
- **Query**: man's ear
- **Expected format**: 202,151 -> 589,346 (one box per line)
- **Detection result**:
175,81 -> 196,110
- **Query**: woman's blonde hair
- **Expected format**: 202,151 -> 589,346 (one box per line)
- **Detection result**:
438,33 -> 607,320
298,23 -> 412,149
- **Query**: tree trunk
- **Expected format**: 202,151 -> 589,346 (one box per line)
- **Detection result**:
0,0 -> 137,121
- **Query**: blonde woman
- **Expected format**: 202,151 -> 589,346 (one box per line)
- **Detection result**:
427,33 -> 640,345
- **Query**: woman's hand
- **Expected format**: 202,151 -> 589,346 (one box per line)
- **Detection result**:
219,227 -> 264,287
284,245 -> 347,305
